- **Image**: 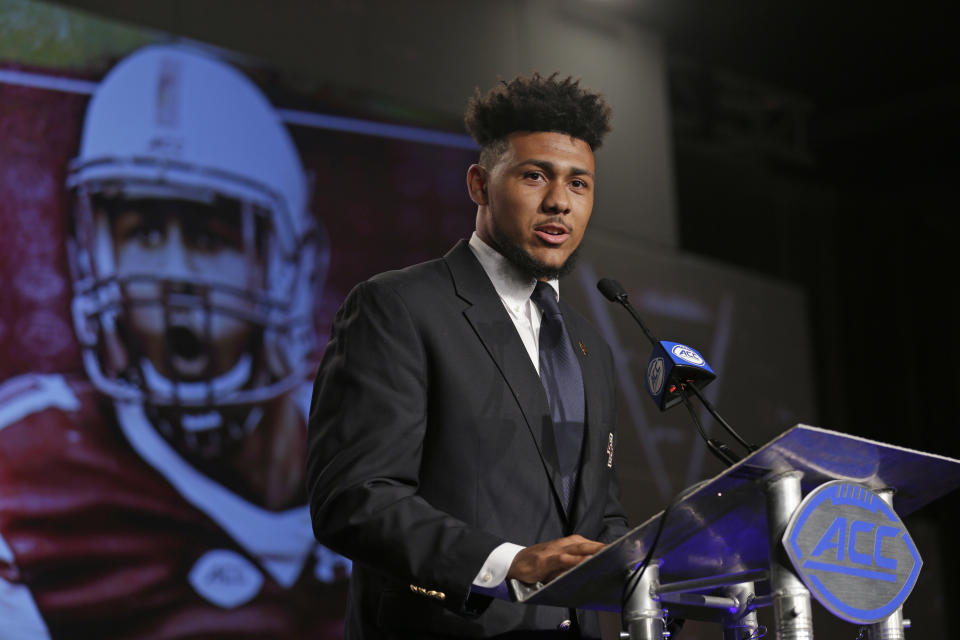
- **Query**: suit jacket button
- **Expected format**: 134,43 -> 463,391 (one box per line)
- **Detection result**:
557,619 -> 572,631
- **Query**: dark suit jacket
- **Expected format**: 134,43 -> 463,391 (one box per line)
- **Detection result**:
306,240 -> 628,639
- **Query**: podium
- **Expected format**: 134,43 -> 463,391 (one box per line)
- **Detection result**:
511,424 -> 960,639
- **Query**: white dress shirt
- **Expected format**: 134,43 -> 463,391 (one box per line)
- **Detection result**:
466,232 -> 560,596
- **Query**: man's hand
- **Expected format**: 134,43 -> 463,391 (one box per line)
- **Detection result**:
507,535 -> 606,584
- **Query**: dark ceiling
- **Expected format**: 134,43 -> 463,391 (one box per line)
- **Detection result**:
53,1 -> 959,109
641,1 -> 958,109
52,0 -> 959,157
639,1 -> 960,180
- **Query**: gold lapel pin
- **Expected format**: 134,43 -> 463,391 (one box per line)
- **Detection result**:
578,341 -> 588,356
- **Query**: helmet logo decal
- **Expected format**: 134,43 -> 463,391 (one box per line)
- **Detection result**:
155,57 -> 181,128
150,57 -> 184,157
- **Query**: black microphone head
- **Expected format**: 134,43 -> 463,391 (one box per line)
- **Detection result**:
597,278 -> 627,302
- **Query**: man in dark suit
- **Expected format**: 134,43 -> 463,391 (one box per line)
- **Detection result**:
307,74 -> 629,638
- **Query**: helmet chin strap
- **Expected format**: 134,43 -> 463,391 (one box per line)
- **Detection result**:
140,353 -> 253,405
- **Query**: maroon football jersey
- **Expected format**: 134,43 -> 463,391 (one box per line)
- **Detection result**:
0,374 -> 348,639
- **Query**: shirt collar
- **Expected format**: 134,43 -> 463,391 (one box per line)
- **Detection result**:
468,232 -> 559,306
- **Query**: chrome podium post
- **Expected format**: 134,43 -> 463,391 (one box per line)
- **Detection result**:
864,603 -> 906,640
623,562 -> 664,640
721,581 -> 759,640
765,471 -> 814,640
864,489 -> 907,640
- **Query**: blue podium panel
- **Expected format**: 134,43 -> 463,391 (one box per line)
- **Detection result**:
512,424 -> 960,611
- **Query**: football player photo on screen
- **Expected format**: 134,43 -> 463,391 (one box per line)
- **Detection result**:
0,44 -> 351,639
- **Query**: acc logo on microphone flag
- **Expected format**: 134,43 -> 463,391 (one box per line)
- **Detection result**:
644,341 -> 716,410
670,344 -> 705,366
782,480 -> 922,624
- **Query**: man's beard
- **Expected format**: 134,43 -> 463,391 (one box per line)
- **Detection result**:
492,227 -> 580,280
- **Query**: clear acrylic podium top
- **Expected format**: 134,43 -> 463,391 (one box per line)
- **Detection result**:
512,424 -> 960,611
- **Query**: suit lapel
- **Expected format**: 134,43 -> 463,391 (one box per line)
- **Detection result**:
443,241 -> 568,521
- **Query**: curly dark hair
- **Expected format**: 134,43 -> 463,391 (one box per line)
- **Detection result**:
464,73 -> 612,165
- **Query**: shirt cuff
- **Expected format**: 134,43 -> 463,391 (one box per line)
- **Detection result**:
471,542 -> 524,598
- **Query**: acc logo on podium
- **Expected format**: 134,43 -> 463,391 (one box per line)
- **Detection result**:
782,480 -> 922,624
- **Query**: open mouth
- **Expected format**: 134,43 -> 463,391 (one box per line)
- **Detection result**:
166,325 -> 210,377
534,224 -> 570,245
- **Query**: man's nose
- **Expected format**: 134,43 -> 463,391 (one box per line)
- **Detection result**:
541,182 -> 571,214
158,221 -> 196,278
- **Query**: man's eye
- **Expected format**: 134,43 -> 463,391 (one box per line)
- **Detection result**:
571,179 -> 588,189
524,172 -> 545,181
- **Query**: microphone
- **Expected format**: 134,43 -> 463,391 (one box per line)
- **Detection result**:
597,279 -> 658,346
597,278 -> 716,411
597,278 -> 756,464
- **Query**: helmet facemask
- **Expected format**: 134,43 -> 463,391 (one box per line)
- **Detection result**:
70,182 -> 322,459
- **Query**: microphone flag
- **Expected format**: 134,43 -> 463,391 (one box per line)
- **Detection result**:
645,340 -> 716,410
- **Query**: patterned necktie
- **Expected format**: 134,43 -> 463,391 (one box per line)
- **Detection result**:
530,281 -> 585,513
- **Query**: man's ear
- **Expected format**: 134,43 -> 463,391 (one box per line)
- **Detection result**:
466,164 -> 489,206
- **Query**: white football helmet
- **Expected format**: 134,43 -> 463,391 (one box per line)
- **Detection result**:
67,44 -> 327,452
